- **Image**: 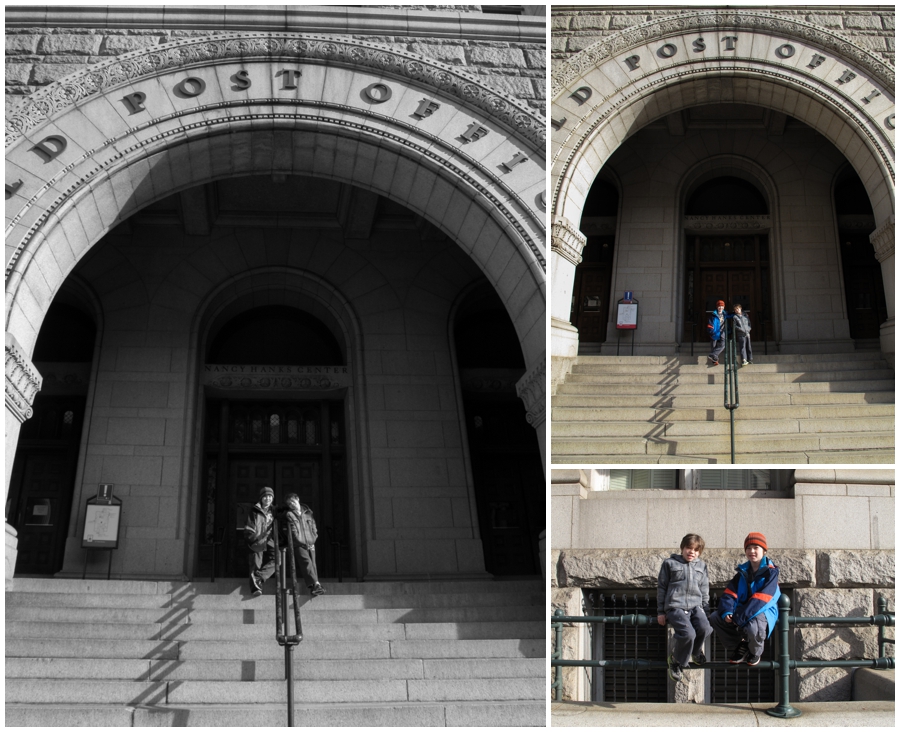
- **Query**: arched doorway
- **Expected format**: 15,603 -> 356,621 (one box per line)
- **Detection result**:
453,286 -> 543,575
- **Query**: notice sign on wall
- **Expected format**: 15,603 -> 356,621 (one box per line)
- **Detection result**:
616,302 -> 638,329
82,504 -> 121,548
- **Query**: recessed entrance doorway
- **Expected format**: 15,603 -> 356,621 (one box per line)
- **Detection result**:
203,398 -> 349,581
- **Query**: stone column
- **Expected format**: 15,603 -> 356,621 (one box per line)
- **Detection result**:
550,216 -> 585,378
516,355 -> 546,473
870,214 -> 894,366
5,333 -> 43,586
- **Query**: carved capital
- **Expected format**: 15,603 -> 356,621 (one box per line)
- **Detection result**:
551,216 -> 587,267
869,215 -> 895,263
516,356 -> 546,429
6,333 -> 42,423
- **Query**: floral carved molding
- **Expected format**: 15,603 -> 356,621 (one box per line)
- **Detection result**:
516,357 -> 546,428
6,32 -> 545,150
551,216 -> 587,266
5,334 -> 42,423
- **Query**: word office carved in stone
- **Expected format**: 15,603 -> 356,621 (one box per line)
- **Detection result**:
613,36 -> 892,134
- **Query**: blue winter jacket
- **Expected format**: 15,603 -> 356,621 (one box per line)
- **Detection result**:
717,556 -> 781,638
707,310 -> 733,340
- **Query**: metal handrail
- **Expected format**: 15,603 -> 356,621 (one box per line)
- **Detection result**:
273,517 -> 304,727
551,594 -> 894,717
723,320 -> 740,463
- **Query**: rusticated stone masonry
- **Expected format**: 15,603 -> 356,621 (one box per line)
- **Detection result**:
552,548 -> 894,702
552,6 -> 895,67
5,8 -> 546,116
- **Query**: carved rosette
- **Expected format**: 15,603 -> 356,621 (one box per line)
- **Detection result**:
5,333 -> 42,423
869,215 -> 895,263
516,357 -> 546,428
552,10 -> 894,99
5,32 -> 544,150
551,216 -> 587,266
208,374 -> 343,390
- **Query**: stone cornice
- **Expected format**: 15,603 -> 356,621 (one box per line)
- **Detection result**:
5,333 -> 42,423
516,356 -> 546,428
552,10 -> 894,98
869,214 -> 895,263
5,31 -> 545,151
5,6 -> 546,44
683,214 -> 772,233
551,216 -> 587,266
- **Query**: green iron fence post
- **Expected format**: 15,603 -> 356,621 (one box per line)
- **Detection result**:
553,609 -> 563,702
765,594 -> 801,718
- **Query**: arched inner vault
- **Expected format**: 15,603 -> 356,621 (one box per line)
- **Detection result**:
5,33 -> 547,371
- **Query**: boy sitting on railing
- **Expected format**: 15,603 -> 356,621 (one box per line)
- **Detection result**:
710,532 -> 781,666
657,533 -> 712,683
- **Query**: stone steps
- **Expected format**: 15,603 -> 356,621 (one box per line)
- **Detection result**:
6,701 -> 545,727
551,352 -> 894,462
5,578 -> 545,727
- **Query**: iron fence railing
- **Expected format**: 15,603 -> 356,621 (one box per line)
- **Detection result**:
552,593 -> 894,718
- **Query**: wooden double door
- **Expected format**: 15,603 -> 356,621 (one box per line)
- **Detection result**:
684,235 -> 770,343
229,458 -> 337,579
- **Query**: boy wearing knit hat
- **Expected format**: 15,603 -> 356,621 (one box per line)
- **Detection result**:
244,486 -> 277,597
709,532 -> 781,665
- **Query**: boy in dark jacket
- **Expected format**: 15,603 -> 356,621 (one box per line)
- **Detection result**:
710,532 -> 781,665
657,533 -> 712,682
244,486 -> 276,597
280,493 -> 326,597
732,303 -> 753,366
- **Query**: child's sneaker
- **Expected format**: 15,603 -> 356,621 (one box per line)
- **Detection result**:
728,641 -> 749,664
310,583 -> 326,596
742,360 -> 749,366
667,655 -> 683,682
249,575 -> 262,597
691,652 -> 707,666
746,653 -> 761,666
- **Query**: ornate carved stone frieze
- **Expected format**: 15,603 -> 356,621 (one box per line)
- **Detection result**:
551,216 -> 587,266
516,356 -> 546,428
683,215 -> 772,233
552,10 -> 894,98
836,214 -> 876,233
203,365 -> 348,391
5,32 -> 545,150
5,333 -> 42,423
869,215 -> 895,263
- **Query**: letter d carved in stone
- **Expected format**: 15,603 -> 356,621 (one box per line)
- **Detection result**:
5,180 -> 23,200
30,135 -> 67,164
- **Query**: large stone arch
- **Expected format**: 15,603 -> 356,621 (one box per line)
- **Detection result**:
550,10 -> 894,359
4,32 -> 547,576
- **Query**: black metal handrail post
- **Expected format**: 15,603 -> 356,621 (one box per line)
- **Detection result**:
273,517 -> 303,727
766,594 -> 801,718
723,321 -> 739,464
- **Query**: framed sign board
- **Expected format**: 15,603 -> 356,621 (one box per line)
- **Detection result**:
82,500 -> 122,549
616,302 -> 638,329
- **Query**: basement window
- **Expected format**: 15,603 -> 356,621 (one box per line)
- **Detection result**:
609,469 -> 677,490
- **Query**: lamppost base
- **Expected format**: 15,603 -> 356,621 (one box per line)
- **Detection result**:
765,704 -> 802,718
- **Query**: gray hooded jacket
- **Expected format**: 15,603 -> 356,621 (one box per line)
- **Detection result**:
657,553 -> 710,615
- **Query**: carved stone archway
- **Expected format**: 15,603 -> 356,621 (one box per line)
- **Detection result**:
550,10 -> 894,360
4,32 -> 547,579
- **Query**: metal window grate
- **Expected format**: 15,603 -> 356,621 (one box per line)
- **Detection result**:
590,592 -> 668,702
708,593 -> 777,702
